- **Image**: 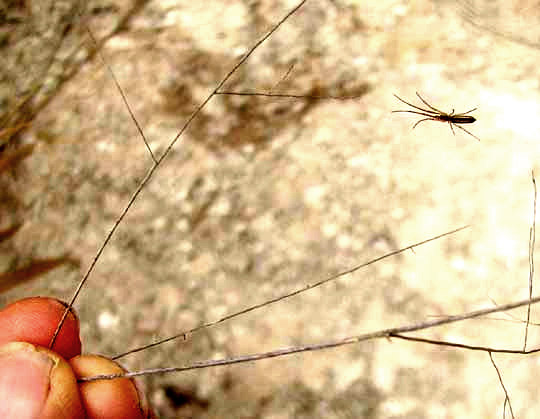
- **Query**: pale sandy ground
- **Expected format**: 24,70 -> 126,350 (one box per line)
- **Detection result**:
4,0 -> 540,417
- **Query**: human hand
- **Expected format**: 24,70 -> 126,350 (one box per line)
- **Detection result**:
0,297 -> 153,419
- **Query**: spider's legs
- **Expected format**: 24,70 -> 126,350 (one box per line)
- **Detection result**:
415,92 -> 446,114
456,107 -> 477,116
448,121 -> 456,135
393,94 -> 439,115
453,123 -> 481,141
392,110 -> 438,117
412,117 -> 435,129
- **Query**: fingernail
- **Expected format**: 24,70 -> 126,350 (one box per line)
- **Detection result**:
0,342 -> 54,419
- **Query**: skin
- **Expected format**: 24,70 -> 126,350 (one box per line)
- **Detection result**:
0,297 -> 154,419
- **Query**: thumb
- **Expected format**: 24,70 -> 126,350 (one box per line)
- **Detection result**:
0,342 -> 84,419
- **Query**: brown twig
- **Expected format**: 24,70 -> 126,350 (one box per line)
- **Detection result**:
81,294 -> 540,382
524,170 -> 536,350
49,0 -> 310,350
488,352 -> 515,419
113,226 -> 469,359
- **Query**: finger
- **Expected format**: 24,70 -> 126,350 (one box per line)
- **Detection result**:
70,354 -> 152,419
0,297 -> 81,359
0,341 -> 84,419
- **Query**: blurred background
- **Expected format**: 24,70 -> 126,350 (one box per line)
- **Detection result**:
2,0 -> 540,417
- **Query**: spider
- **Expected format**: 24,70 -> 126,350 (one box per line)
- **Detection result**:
393,92 -> 479,141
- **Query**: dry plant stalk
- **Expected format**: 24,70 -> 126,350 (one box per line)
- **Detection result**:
27,1 -> 538,417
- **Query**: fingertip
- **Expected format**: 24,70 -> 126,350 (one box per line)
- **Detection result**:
70,354 -> 150,419
0,297 -> 81,359
0,342 -> 84,419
